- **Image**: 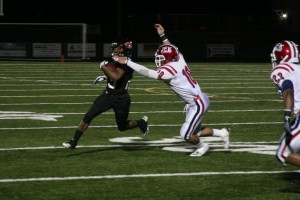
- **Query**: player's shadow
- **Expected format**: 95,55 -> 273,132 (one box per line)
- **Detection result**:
279,172 -> 300,194
62,145 -> 154,157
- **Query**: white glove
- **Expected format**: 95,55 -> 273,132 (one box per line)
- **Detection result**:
93,75 -> 107,84
100,60 -> 108,69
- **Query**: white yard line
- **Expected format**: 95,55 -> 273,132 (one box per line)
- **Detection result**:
0,121 -> 283,130
0,170 -> 299,183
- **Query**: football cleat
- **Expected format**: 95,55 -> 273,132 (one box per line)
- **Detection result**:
190,142 -> 209,157
62,139 -> 77,149
221,127 -> 230,149
139,116 -> 149,136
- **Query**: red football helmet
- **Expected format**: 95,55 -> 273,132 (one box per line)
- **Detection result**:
155,44 -> 179,67
271,40 -> 299,68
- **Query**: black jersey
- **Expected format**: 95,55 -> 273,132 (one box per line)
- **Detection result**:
105,61 -> 134,95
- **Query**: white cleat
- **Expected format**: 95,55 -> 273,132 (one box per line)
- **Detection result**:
221,127 -> 230,149
190,143 -> 209,157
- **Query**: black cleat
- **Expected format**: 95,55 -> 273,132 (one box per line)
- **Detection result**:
139,116 -> 149,136
62,139 -> 77,149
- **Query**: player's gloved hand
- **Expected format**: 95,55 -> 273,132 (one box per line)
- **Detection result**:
100,60 -> 108,69
283,110 -> 292,145
93,75 -> 107,84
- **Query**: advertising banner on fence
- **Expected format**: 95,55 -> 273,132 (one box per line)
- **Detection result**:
103,43 -> 160,58
103,43 -> 111,58
67,43 -> 96,57
207,44 -> 235,58
0,43 -> 26,57
33,43 -> 61,57
137,43 -> 160,58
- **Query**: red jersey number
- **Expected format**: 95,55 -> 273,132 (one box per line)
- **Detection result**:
182,66 -> 197,88
272,72 -> 284,84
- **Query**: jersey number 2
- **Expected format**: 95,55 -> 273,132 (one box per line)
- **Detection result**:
272,72 -> 284,84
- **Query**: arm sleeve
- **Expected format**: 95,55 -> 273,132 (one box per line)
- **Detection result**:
126,60 -> 158,79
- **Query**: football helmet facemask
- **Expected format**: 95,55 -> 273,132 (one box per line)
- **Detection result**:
271,40 -> 300,68
111,39 -> 133,58
155,44 -> 179,67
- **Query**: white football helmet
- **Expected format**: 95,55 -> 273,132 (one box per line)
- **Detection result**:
271,40 -> 299,68
155,44 -> 179,67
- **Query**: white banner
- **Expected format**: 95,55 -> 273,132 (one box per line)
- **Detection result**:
103,43 -> 160,58
67,43 -> 96,57
0,0 -> 3,16
207,44 -> 235,58
0,43 -> 26,57
103,43 -> 112,58
137,43 -> 159,58
33,43 -> 61,57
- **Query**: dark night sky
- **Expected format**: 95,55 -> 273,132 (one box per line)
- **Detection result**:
0,0 -> 275,24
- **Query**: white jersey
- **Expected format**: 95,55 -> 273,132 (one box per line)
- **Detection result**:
270,62 -> 300,115
125,53 -> 210,141
156,54 -> 203,104
271,62 -> 300,165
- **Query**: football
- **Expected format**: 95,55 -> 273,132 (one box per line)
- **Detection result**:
105,62 -> 117,71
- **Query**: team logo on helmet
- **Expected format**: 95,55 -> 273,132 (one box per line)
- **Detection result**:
155,44 -> 179,68
271,40 -> 299,68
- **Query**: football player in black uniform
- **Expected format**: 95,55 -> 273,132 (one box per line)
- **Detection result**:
62,39 -> 149,149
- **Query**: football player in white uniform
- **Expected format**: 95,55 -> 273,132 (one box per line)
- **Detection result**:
270,40 -> 300,166
113,24 -> 230,157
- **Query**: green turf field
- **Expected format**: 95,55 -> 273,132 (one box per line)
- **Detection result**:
0,61 -> 299,200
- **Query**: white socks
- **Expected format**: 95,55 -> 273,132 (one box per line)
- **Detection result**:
212,128 -> 224,137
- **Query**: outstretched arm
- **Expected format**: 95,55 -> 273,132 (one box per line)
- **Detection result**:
154,24 -> 171,45
113,56 -> 158,79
